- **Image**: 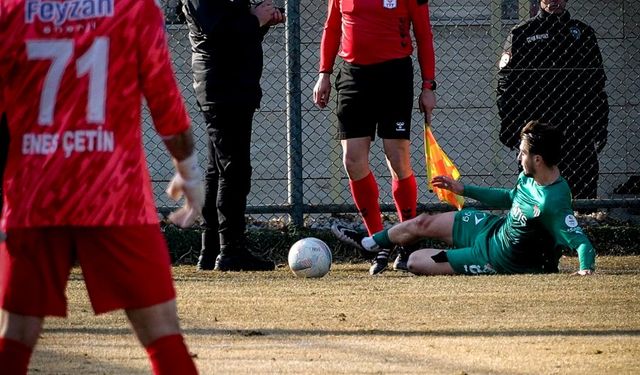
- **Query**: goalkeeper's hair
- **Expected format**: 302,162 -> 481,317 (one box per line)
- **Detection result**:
520,120 -> 562,166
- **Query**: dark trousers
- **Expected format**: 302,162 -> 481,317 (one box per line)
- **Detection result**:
560,142 -> 599,200
200,104 -> 255,258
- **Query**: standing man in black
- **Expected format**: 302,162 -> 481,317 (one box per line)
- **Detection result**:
182,0 -> 284,271
496,0 -> 609,200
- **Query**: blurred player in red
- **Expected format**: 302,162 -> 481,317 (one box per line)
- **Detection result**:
0,1 -> 201,374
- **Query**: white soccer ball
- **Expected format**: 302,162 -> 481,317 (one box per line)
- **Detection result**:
288,237 -> 332,278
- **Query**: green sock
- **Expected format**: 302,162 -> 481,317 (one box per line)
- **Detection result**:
372,229 -> 393,249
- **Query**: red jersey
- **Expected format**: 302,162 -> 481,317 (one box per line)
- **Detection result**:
319,0 -> 436,88
0,0 -> 190,228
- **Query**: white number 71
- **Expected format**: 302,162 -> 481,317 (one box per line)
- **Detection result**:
26,38 -> 109,126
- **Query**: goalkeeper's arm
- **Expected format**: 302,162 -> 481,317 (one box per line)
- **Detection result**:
163,130 -> 205,228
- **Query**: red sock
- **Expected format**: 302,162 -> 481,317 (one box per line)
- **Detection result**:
145,334 -> 197,375
350,172 -> 383,235
392,174 -> 417,222
0,337 -> 32,375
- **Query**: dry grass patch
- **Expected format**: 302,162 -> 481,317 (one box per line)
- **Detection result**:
32,256 -> 640,374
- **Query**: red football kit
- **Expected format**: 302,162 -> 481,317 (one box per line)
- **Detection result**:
0,0 -> 188,317
319,0 -> 436,88
0,0 -> 190,229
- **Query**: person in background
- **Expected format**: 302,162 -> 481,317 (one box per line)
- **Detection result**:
496,0 -> 609,200
182,0 -> 285,271
313,0 -> 437,275
0,0 -> 202,373
338,121 -> 596,277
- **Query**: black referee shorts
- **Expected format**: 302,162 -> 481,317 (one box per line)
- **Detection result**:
335,56 -> 414,140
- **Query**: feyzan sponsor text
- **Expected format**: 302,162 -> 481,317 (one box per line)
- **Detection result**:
25,0 -> 114,25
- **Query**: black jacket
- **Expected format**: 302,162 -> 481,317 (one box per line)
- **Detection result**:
182,0 -> 269,110
496,10 -> 609,150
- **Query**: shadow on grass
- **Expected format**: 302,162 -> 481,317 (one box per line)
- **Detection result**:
44,327 -> 640,337
32,348 -> 145,374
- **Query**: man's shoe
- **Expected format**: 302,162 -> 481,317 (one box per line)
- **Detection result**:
197,231 -> 218,271
214,251 -> 275,272
369,250 -> 390,275
392,247 -> 409,272
196,257 -> 216,271
331,224 -> 365,249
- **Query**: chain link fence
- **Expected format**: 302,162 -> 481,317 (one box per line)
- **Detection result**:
148,0 -> 639,226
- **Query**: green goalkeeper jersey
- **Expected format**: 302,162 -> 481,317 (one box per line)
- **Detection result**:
463,173 -> 596,271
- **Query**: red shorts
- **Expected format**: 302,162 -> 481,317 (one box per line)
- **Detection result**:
0,225 -> 176,317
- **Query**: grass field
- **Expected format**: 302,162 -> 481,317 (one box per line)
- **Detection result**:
31,256 -> 640,374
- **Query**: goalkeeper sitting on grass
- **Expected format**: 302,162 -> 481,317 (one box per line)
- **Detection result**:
334,120 -> 595,276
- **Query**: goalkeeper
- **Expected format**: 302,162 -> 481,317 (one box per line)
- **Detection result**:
340,121 -> 595,276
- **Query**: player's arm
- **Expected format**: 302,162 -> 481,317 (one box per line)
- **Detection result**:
163,131 -> 205,228
313,0 -> 341,108
410,0 -> 436,122
431,175 -> 513,209
138,0 -> 204,227
462,184 -> 513,209
542,203 -> 596,274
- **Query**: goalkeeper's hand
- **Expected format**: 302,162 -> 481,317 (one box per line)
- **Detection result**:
166,154 -> 205,228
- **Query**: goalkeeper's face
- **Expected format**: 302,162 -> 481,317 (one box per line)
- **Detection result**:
518,141 -> 536,178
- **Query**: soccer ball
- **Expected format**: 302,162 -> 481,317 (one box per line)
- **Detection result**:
288,237 -> 332,278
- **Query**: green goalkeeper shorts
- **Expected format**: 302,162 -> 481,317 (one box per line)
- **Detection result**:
445,209 -> 502,275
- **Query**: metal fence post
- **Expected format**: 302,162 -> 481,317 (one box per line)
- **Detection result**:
285,0 -> 304,227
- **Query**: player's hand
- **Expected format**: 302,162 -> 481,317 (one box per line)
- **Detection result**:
572,269 -> 594,276
313,73 -> 332,108
166,154 -> 205,228
251,0 -> 276,27
0,231 -> 5,244
431,175 -> 463,195
419,89 -> 436,124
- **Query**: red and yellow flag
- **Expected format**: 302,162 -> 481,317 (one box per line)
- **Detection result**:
424,124 -> 464,210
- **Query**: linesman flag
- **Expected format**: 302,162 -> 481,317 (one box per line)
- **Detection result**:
424,124 -> 464,210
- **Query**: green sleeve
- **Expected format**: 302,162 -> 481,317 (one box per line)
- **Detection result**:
576,243 -> 596,271
462,184 -> 513,209
541,200 -> 596,271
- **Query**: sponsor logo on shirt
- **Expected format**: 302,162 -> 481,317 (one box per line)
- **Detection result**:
533,205 -> 540,218
511,204 -> 527,226
25,0 -> 114,26
526,33 -> 549,43
567,227 -> 584,235
564,214 -> 578,228
383,0 -> 397,9
474,213 -> 486,225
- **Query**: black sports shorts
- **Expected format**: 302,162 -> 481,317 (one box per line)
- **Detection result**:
335,56 -> 414,140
